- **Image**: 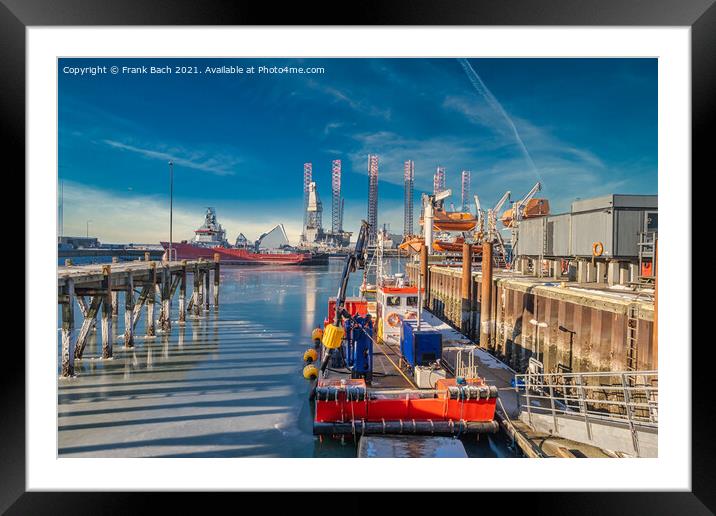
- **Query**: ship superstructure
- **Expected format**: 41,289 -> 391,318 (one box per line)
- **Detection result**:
192,207 -> 229,247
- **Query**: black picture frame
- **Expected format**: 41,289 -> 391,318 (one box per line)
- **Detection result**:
4,0 -> 708,512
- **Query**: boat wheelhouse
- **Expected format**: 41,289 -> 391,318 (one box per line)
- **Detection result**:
192,207 -> 229,247
375,274 -> 419,346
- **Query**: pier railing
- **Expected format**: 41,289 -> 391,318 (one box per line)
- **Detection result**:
515,369 -> 658,455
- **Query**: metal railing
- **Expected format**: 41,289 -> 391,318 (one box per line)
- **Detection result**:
455,346 -> 479,380
515,369 -> 658,455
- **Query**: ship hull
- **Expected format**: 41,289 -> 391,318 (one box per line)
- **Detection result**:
161,242 -> 327,266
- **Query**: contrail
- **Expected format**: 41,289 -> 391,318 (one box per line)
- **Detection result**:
457,58 -> 544,186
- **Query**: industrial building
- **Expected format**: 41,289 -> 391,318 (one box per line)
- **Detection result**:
58,236 -> 100,250
513,194 -> 657,284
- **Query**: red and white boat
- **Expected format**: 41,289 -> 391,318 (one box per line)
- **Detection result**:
162,208 -> 327,266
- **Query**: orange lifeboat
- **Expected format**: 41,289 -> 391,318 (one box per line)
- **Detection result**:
420,210 -> 478,232
501,198 -> 550,228
398,236 -> 425,254
432,236 -> 482,254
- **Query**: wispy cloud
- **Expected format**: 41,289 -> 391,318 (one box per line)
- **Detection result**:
457,58 -> 541,183
323,122 -> 345,136
444,84 -> 610,209
346,127 -> 625,216
348,131 -> 497,189
102,140 -> 239,176
306,80 -> 391,120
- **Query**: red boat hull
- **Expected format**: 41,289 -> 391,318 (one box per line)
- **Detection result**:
161,242 -> 326,266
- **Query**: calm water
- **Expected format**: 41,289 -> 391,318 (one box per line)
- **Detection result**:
58,258 -> 517,458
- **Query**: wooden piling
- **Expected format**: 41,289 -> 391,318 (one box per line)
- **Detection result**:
74,295 -> 102,358
161,264 -> 172,331
480,241 -> 493,349
147,263 -> 156,337
461,242 -> 473,334
101,265 -> 113,358
124,271 -> 135,347
61,279 -> 75,377
213,253 -> 220,309
76,296 -> 97,333
193,263 -> 202,316
111,257 -> 119,316
179,260 -> 187,323
204,265 -> 211,310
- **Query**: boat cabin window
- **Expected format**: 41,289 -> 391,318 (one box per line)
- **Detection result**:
406,296 -> 418,307
386,296 -> 401,307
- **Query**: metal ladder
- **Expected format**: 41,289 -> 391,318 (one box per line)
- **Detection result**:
637,231 -> 656,286
625,303 -> 640,385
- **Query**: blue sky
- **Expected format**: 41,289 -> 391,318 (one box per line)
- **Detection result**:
58,58 -> 657,244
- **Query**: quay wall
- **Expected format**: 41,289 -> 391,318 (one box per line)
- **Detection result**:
406,264 -> 655,374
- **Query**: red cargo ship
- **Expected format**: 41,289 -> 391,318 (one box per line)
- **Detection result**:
162,208 -> 327,266
161,241 -> 327,265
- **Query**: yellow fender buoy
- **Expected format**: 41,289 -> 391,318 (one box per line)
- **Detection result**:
322,324 -> 344,349
303,364 -> 318,380
303,348 -> 318,363
311,327 -> 324,341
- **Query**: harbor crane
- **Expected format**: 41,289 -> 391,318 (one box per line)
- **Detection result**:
473,194 -> 484,238
422,189 -> 452,255
487,190 -> 511,240
319,220 -> 371,375
512,182 -> 542,225
484,190 -> 511,267
505,182 -> 543,265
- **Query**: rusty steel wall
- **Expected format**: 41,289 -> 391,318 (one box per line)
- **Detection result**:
407,264 -> 655,374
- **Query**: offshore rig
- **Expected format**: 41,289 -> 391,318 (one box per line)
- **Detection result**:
299,161 -> 352,251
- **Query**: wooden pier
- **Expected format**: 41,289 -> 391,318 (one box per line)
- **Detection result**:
57,255 -> 220,378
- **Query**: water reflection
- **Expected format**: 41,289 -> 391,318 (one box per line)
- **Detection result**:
57,259 -> 515,458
